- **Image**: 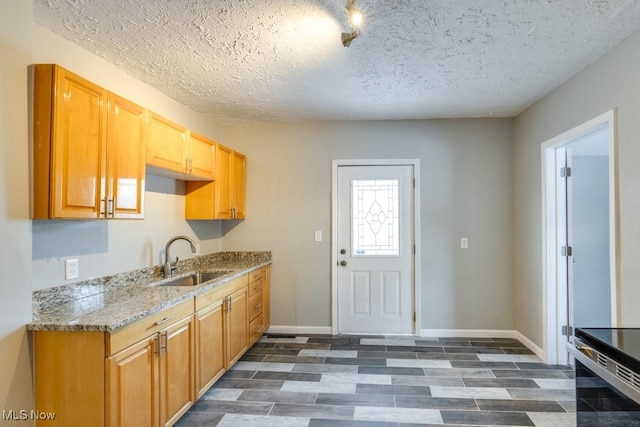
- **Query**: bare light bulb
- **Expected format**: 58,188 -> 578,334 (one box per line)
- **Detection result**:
349,10 -> 363,28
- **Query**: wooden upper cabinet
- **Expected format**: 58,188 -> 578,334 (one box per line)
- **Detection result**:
216,144 -> 245,219
146,116 -> 215,180
146,113 -> 187,175
33,64 -> 108,219
231,150 -> 246,220
188,131 -> 216,180
184,143 -> 246,220
106,93 -> 146,219
32,64 -> 145,220
215,144 -> 233,219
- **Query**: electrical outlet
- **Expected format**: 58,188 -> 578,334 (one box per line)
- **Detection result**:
65,258 -> 79,280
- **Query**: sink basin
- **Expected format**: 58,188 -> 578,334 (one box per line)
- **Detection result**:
157,271 -> 231,287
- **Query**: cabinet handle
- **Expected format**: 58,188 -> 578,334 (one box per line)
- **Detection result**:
163,331 -> 169,353
107,197 -> 114,218
154,317 -> 173,326
189,159 -> 193,174
228,296 -> 233,312
254,303 -> 262,309
100,199 -> 106,216
155,333 -> 162,355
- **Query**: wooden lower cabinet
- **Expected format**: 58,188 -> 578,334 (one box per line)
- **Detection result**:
106,314 -> 195,427
264,265 -> 271,331
159,315 -> 196,426
248,268 -> 265,345
225,285 -> 249,367
194,299 -> 225,398
194,273 -> 249,397
34,331 -> 106,426
106,335 -> 158,427
34,267 -> 270,426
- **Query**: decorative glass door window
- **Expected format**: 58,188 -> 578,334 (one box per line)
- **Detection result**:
351,179 -> 400,256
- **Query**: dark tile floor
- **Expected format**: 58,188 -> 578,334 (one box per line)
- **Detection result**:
176,335 -> 575,426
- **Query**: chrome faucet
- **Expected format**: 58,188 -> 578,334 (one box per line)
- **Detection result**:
164,235 -> 197,278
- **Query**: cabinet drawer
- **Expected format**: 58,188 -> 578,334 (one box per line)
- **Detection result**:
249,314 -> 264,344
195,274 -> 248,311
248,267 -> 265,283
248,279 -> 263,296
249,290 -> 263,321
107,298 -> 193,355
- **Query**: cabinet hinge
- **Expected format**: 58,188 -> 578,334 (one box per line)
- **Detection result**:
413,312 -> 417,323
560,167 -> 572,178
561,325 -> 573,336
561,246 -> 573,257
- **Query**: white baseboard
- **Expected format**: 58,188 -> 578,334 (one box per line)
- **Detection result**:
420,328 -> 544,360
512,331 -> 544,360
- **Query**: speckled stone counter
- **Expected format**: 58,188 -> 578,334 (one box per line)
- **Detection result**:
28,251 -> 271,332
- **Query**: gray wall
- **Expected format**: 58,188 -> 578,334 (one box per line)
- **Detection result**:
221,120 -> 515,331
0,0 -> 34,417
514,29 -> 640,346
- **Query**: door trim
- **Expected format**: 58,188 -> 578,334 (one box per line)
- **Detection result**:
541,109 -> 619,364
331,159 -> 421,335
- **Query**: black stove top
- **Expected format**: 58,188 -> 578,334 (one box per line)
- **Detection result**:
576,328 -> 640,371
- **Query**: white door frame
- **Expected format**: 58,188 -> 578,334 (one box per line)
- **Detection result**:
331,159 -> 421,335
541,109 -> 619,364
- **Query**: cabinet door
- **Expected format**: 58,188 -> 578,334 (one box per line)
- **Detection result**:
264,265 -> 271,330
225,286 -> 248,367
188,131 -> 216,179
146,113 -> 187,174
195,300 -> 225,398
160,316 -> 195,427
51,66 -> 108,219
184,180 -> 215,219
106,336 -> 159,427
231,151 -> 246,219
106,93 -> 146,219
215,144 -> 233,219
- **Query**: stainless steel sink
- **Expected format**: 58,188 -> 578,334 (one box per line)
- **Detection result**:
157,271 -> 231,287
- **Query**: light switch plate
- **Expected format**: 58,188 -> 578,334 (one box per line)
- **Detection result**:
460,237 -> 469,249
314,230 -> 322,242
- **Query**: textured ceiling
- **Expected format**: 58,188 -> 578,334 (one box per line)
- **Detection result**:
33,0 -> 640,124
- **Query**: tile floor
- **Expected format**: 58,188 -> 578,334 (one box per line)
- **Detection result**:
176,335 -> 576,426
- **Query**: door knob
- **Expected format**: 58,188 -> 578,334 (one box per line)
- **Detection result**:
340,249 -> 346,254
339,260 -> 347,267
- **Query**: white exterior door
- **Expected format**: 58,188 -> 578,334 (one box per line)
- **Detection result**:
336,164 -> 415,334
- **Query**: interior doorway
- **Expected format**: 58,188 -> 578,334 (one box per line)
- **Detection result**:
331,159 -> 420,335
542,110 -> 619,365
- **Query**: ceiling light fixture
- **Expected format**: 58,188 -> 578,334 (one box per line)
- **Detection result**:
341,0 -> 363,47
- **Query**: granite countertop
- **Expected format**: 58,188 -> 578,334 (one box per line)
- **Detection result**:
28,251 -> 271,333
